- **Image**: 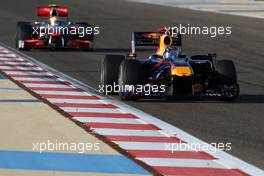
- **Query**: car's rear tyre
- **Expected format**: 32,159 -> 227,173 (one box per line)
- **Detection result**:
100,55 -> 125,95
214,60 -> 239,101
16,22 -> 32,50
215,60 -> 237,84
118,60 -> 143,100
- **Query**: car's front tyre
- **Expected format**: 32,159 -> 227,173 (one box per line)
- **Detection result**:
118,59 -> 143,100
16,22 -> 32,51
100,55 -> 125,95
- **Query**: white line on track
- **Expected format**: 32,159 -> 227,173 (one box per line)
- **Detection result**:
47,98 -> 102,104
62,107 -> 123,113
138,158 -> 225,168
23,83 -> 70,88
0,58 -> 23,61
0,50 -> 11,53
0,62 -> 33,65
4,71 -> 53,76
35,90 -> 90,96
113,141 -> 195,151
13,77 -> 59,81
0,54 -> 17,57
94,128 -> 165,137
0,66 -> 43,70
74,117 -> 143,124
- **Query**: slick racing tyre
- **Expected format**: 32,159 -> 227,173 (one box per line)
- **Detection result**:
100,55 -> 125,95
118,59 -> 142,100
16,22 -> 32,51
215,60 -> 239,101
216,60 -> 237,84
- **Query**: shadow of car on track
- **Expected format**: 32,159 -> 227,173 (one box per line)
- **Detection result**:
134,94 -> 264,104
20,48 -> 154,53
93,48 -> 154,53
238,94 -> 264,104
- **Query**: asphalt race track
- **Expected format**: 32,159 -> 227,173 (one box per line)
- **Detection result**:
0,0 -> 263,170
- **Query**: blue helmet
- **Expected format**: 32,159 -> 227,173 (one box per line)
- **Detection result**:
163,46 -> 180,61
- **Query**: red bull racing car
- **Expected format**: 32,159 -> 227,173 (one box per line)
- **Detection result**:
101,30 -> 239,101
16,4 -> 97,51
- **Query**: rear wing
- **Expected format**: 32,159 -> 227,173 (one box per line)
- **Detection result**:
37,6 -> 69,17
131,32 -> 182,53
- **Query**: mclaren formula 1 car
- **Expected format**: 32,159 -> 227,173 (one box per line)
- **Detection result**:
101,31 -> 239,101
16,4 -> 96,51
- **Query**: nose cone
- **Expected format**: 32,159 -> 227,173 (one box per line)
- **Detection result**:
171,66 -> 193,77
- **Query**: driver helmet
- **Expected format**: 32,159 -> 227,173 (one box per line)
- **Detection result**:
50,9 -> 58,17
163,46 -> 181,61
148,54 -> 162,62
